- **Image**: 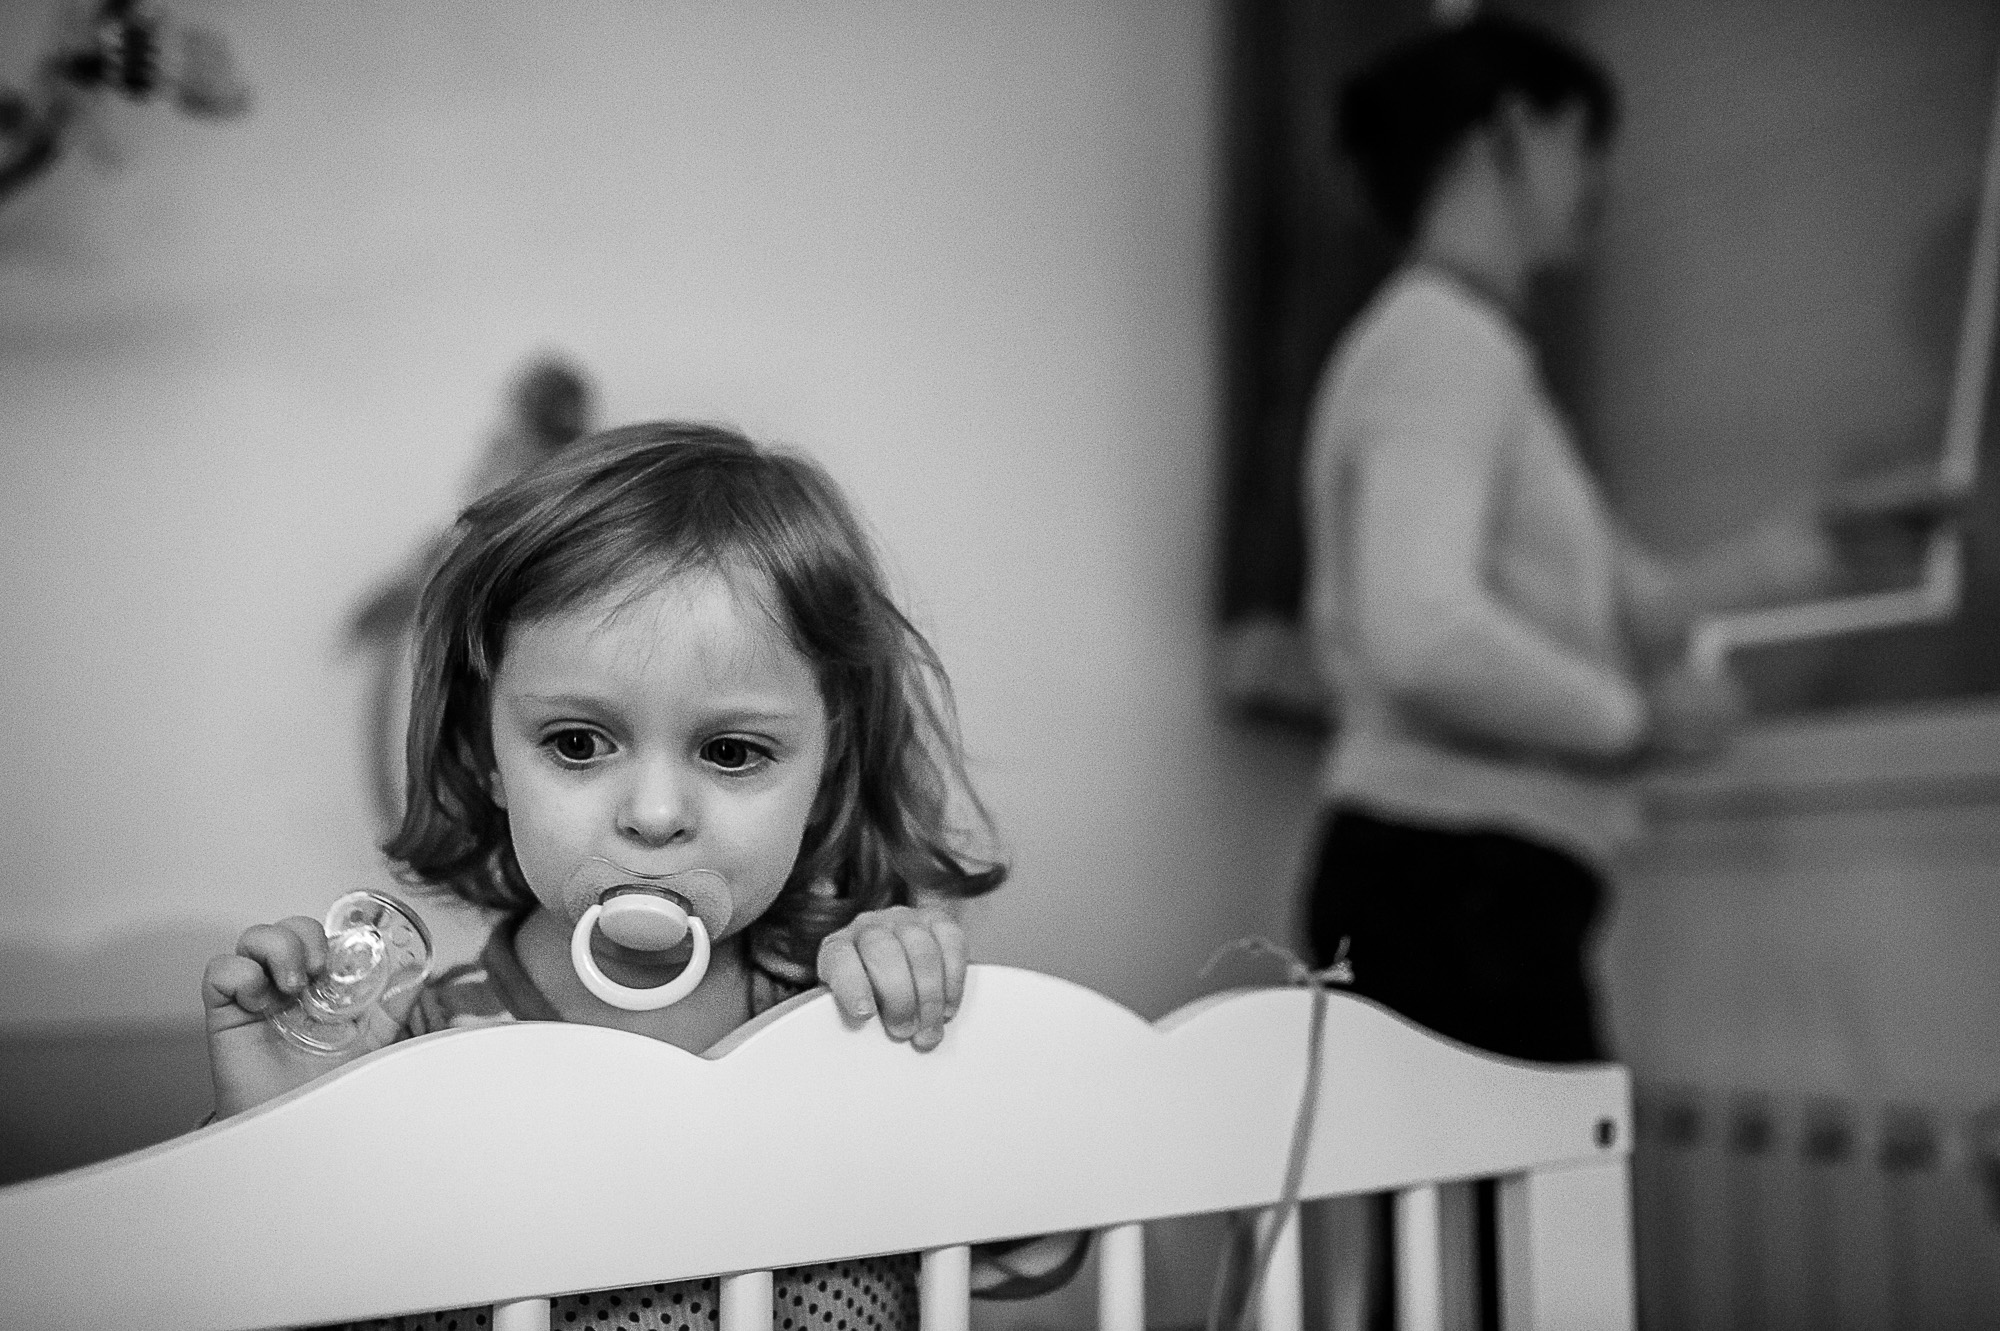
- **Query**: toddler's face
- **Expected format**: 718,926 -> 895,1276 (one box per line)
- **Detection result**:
487,566 -> 829,954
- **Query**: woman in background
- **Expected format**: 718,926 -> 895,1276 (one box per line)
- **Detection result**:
1302,16 -> 1866,1328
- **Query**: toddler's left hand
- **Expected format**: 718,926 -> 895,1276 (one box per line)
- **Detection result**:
817,905 -> 966,1052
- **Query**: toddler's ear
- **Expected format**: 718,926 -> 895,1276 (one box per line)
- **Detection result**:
488,769 -> 508,808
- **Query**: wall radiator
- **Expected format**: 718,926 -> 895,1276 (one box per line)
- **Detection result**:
1633,1084 -> 2000,1330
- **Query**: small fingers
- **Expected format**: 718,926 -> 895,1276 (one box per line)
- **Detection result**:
817,930 -> 876,1023
816,908 -> 970,1051
203,954 -> 286,1023
855,924 -> 920,1041
892,919 -> 949,1051
285,916 -> 330,976
932,915 -> 968,1020
234,917 -> 327,999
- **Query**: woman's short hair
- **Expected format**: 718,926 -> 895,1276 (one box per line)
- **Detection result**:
1338,15 -> 1618,240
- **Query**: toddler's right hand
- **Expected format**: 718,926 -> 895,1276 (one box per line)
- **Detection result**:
201,917 -> 414,1120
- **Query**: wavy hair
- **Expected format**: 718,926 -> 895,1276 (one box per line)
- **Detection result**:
386,421 -> 1005,982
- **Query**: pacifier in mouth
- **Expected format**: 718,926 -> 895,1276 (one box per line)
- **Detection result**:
273,890 -> 434,1055
569,868 -> 729,1011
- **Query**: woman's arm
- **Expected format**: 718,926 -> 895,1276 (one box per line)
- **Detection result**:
1346,353 -> 1648,766
1617,460 -> 1964,664
1613,512 -> 1837,668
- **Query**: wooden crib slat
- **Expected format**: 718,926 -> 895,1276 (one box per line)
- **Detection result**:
1393,1181 -> 1479,1331
1443,1184 -> 1478,1330
721,1269 -> 775,1331
920,1244 -> 972,1331
1498,1159 -> 1635,1331
1097,1222 -> 1145,1331
492,1296 -> 552,1331
1395,1185 -> 1445,1331
1253,1207 -> 1303,1331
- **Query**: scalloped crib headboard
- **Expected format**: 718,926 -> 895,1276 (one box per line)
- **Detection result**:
0,965 -> 1633,1331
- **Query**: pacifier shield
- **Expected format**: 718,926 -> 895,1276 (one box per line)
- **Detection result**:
273,890 -> 433,1056
558,861 -> 733,941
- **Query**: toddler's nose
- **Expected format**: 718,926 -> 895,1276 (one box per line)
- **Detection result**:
616,761 -> 695,846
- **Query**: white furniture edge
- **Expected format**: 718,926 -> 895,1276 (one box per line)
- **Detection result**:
0,964 -> 1631,1330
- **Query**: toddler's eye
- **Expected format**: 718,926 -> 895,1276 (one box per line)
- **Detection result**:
547,729 -> 606,764
701,737 -> 766,772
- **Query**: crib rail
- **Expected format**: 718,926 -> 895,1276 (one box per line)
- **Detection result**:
0,965 -> 1632,1330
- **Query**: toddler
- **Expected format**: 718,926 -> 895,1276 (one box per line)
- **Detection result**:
202,421 -> 1079,1329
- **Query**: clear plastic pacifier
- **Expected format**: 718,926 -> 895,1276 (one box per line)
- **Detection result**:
272,890 -> 434,1055
569,870 -> 723,1011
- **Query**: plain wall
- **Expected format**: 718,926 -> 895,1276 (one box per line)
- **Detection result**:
0,3 -> 1317,1051
1570,0 -> 1998,546
1565,0 -> 2000,1103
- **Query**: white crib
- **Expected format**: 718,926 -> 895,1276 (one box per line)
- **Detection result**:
0,965 -> 1633,1330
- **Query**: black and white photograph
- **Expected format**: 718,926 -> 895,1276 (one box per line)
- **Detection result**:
3,2 -> 1998,1328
